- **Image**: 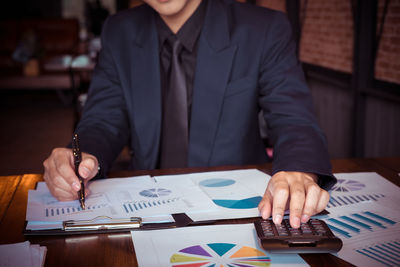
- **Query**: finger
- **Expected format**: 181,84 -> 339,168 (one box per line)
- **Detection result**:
79,155 -> 99,180
45,153 -> 78,193
289,182 -> 306,228
315,189 -> 330,214
258,190 -> 273,219
54,153 -> 81,192
271,181 -> 289,225
52,186 -> 77,201
44,172 -> 77,201
301,183 -> 321,223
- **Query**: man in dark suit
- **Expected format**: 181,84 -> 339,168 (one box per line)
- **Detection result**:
43,0 -> 336,228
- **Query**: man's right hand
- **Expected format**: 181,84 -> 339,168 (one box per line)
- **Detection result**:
43,148 -> 99,201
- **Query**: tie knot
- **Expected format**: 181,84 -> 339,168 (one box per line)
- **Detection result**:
168,36 -> 183,55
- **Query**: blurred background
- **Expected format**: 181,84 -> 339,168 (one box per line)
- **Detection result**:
0,0 -> 399,175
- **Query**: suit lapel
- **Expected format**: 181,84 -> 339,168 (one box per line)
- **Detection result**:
130,8 -> 162,169
188,0 -> 237,166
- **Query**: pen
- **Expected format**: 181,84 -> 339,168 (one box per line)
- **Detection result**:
72,133 -> 85,209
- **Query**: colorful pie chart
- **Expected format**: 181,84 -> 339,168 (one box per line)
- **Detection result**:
170,243 -> 271,267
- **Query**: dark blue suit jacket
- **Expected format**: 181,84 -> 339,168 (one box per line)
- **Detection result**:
76,0 -> 336,188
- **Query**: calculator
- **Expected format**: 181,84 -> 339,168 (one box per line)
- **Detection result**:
254,218 -> 342,253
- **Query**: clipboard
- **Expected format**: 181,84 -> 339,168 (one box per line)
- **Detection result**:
23,213 -> 194,236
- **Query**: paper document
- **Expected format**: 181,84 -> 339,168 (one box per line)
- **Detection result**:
327,172 -> 400,209
26,174 -> 215,230
0,241 -> 46,267
131,223 -> 308,266
26,169 -> 270,230
322,172 -> 400,266
323,201 -> 400,267
155,169 -> 270,221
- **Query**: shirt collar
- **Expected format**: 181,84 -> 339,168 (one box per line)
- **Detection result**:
155,0 -> 207,52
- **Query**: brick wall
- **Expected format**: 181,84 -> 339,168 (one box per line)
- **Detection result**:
375,0 -> 400,84
298,0 -> 354,73
257,0 -> 400,85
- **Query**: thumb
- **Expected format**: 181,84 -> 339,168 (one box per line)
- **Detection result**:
78,153 -> 99,180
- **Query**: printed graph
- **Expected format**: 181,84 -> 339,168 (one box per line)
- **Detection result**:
331,179 -> 366,192
326,211 -> 396,239
42,192 -> 110,217
122,198 -> 180,213
199,178 -> 236,187
45,204 -> 107,217
170,243 -> 271,266
199,178 -> 262,209
139,188 -> 171,198
327,193 -> 385,208
356,241 -> 400,266
212,197 -> 262,209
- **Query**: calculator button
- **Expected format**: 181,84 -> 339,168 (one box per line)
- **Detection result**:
276,227 -> 288,236
263,232 -> 275,237
277,232 -> 289,236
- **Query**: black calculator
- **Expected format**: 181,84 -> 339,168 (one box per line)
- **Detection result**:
254,218 -> 342,253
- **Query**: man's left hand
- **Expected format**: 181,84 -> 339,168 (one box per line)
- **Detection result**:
258,171 -> 330,228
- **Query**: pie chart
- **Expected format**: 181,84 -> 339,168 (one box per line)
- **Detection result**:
199,178 -> 262,209
199,178 -> 236,187
331,179 -> 366,192
212,196 -> 262,209
170,243 -> 271,266
139,188 -> 172,198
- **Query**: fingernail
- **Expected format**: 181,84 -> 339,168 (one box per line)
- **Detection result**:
273,214 -> 282,225
301,214 -> 310,223
81,167 -> 90,178
261,210 -> 269,220
72,182 -> 80,191
292,216 -> 300,228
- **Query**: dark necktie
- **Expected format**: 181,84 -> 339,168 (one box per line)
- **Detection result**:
160,38 -> 188,168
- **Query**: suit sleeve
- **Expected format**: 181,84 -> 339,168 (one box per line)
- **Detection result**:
75,17 -> 130,176
258,12 -> 336,190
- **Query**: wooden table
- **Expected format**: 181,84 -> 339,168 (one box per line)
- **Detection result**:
0,158 -> 399,267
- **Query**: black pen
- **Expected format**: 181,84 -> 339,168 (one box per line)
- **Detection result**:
72,133 -> 85,209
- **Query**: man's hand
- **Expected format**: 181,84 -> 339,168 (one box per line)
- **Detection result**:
43,148 -> 99,201
258,171 -> 330,228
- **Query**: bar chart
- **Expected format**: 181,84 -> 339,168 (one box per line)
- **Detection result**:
324,205 -> 400,266
356,241 -> 400,266
32,191 -> 114,220
45,204 -> 107,217
327,193 -> 386,208
327,211 -> 396,239
122,197 -> 180,214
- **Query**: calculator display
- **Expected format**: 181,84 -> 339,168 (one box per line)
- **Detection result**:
254,218 -> 343,253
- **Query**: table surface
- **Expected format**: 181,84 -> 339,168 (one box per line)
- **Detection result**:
0,158 -> 399,267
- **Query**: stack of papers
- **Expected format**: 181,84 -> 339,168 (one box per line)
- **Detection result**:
132,224 -> 308,267
0,241 -> 46,267
26,170 -> 271,231
155,169 -> 270,221
130,171 -> 400,267
321,172 -> 400,266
